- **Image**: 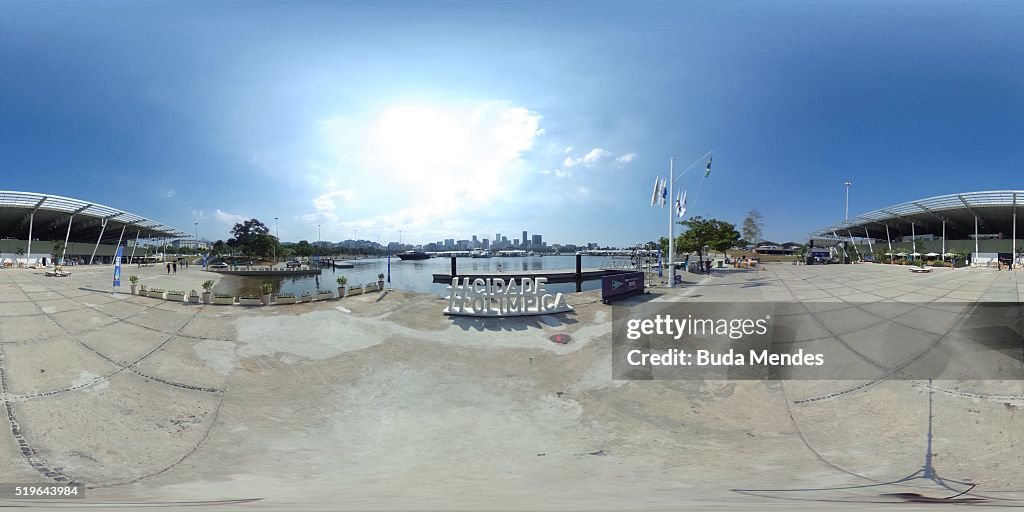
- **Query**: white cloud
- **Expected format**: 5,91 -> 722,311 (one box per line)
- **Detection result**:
564,147 -> 612,168
564,146 -> 573,154
166,189 -> 176,198
214,209 -> 247,225
616,152 -> 636,164
190,208 -> 206,220
304,189 -> 356,223
555,169 -> 572,178
313,100 -> 543,225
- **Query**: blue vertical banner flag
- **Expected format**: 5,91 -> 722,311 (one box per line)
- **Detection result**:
112,245 -> 124,290
202,253 -> 208,268
657,249 -> 663,278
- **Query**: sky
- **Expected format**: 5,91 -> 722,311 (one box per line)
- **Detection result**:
2,0 -> 1022,246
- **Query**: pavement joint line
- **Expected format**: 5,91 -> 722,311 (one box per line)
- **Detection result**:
767,266 -> 1023,404
0,270 -> 227,487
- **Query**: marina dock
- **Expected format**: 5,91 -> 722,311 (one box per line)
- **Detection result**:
207,268 -> 322,277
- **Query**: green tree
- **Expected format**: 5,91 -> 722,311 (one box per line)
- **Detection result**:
230,219 -> 270,255
676,216 -> 741,265
742,210 -> 763,247
249,233 -> 279,259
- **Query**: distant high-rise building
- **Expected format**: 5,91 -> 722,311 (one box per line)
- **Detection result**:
532,234 -> 542,247
444,238 -> 455,249
514,239 -> 519,246
495,233 -> 501,243
522,231 -> 528,247
501,236 -> 508,243
482,239 -> 489,249
472,235 -> 478,242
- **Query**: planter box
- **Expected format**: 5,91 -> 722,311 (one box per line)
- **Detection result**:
314,291 -> 334,301
166,293 -> 186,302
147,291 -> 166,299
212,296 -> 235,305
347,286 -> 363,297
188,295 -> 200,304
298,295 -> 312,303
239,297 -> 262,306
275,296 -> 297,305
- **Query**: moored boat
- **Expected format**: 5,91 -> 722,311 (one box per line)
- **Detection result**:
397,250 -> 430,260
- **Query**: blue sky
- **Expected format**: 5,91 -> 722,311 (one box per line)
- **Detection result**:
2,1 -> 1022,246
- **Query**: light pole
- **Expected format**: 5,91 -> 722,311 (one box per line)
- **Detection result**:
274,217 -> 279,263
317,224 -> 321,261
194,222 -> 198,257
844,181 -> 852,221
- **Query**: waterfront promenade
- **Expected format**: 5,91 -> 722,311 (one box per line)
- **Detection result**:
0,263 -> 1020,509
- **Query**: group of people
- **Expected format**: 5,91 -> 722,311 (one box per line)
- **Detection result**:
164,258 -> 190,274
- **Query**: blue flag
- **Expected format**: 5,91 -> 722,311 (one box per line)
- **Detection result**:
113,245 -> 124,288
202,252 -> 208,268
657,249 -> 663,278
386,245 -> 391,285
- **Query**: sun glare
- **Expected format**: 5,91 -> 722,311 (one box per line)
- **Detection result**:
373,106 -> 468,174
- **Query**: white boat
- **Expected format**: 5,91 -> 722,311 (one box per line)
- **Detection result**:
470,250 -> 493,258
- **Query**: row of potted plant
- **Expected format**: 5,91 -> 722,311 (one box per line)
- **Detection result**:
127,274 -> 386,306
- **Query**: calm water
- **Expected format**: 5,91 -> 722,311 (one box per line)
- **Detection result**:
213,255 -> 633,297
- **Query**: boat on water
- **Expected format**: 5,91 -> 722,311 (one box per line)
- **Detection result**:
397,250 -> 430,261
470,250 -> 493,258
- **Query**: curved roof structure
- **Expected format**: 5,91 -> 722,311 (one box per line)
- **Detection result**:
813,190 -> 1023,240
0,190 -> 188,243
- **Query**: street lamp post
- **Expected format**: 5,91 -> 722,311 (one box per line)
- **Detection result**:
844,181 -> 852,221
274,217 -> 279,263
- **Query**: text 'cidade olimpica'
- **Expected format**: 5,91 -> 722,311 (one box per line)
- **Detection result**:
444,277 -> 572,316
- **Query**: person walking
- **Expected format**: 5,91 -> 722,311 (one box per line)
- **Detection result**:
166,263 -> 171,274
172,261 -> 177,274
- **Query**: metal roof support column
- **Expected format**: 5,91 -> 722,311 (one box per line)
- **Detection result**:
885,225 -> 892,257
26,212 -> 34,266
89,218 -> 108,265
112,225 -> 126,265
974,215 -> 979,266
911,223 -> 916,262
1013,213 -> 1017,268
129,230 -> 140,264
61,215 -> 74,265
942,220 -> 946,263
864,228 -> 874,254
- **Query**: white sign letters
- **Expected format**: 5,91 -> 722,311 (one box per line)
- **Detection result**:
444,277 -> 573,316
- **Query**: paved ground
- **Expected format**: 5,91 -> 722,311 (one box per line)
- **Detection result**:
0,262 -> 1021,510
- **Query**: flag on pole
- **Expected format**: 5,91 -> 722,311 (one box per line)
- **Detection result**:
386,244 -> 392,287
650,176 -> 660,206
678,189 -> 687,218
112,245 -> 124,290
201,252 -> 208,268
704,156 -> 713,178
660,178 -> 668,207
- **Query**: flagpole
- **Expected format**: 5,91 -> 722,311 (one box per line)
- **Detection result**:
668,158 -> 675,288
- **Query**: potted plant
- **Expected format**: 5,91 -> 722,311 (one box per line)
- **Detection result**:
166,290 -> 186,302
275,292 -> 296,305
316,288 -> 334,300
188,290 -> 200,304
129,275 -> 140,295
336,275 -> 348,298
15,247 -> 25,268
260,281 -> 273,305
139,284 -> 147,294
213,293 -> 235,305
148,287 -> 166,299
239,293 -> 262,306
201,280 -> 215,304
377,272 -> 385,290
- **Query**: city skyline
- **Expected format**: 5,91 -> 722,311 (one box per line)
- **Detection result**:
3,2 -> 1022,246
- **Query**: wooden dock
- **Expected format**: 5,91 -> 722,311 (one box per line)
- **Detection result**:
207,268 -> 322,277
432,268 -> 619,284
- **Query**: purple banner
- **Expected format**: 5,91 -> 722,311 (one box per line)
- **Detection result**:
601,271 -> 644,303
